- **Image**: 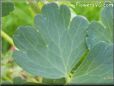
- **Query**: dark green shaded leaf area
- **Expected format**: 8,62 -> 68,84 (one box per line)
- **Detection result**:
13,3 -> 113,84
2,2 -> 14,17
13,77 -> 26,84
42,77 -> 66,84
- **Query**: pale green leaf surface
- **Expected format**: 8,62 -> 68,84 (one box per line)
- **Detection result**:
70,42 -> 113,84
13,3 -> 89,79
86,6 -> 113,49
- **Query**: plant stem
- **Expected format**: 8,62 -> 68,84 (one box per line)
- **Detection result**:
27,0 -> 41,14
1,30 -> 15,47
65,73 -> 72,84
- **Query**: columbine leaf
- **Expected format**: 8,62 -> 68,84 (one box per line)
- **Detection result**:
70,42 -> 113,84
69,4 -> 113,84
86,5 -> 113,49
13,3 -> 89,80
2,2 -> 14,17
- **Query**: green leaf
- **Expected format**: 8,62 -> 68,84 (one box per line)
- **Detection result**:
2,2 -> 14,17
13,3 -> 89,80
70,42 -> 113,84
84,5 -> 114,83
86,5 -> 113,49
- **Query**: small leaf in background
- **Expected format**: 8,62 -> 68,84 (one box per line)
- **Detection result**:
86,5 -> 113,49
2,2 -> 14,17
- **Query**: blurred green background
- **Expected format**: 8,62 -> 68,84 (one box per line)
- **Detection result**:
1,0 -> 112,84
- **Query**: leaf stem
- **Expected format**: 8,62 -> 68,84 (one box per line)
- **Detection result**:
65,73 -> 72,84
1,30 -> 15,47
